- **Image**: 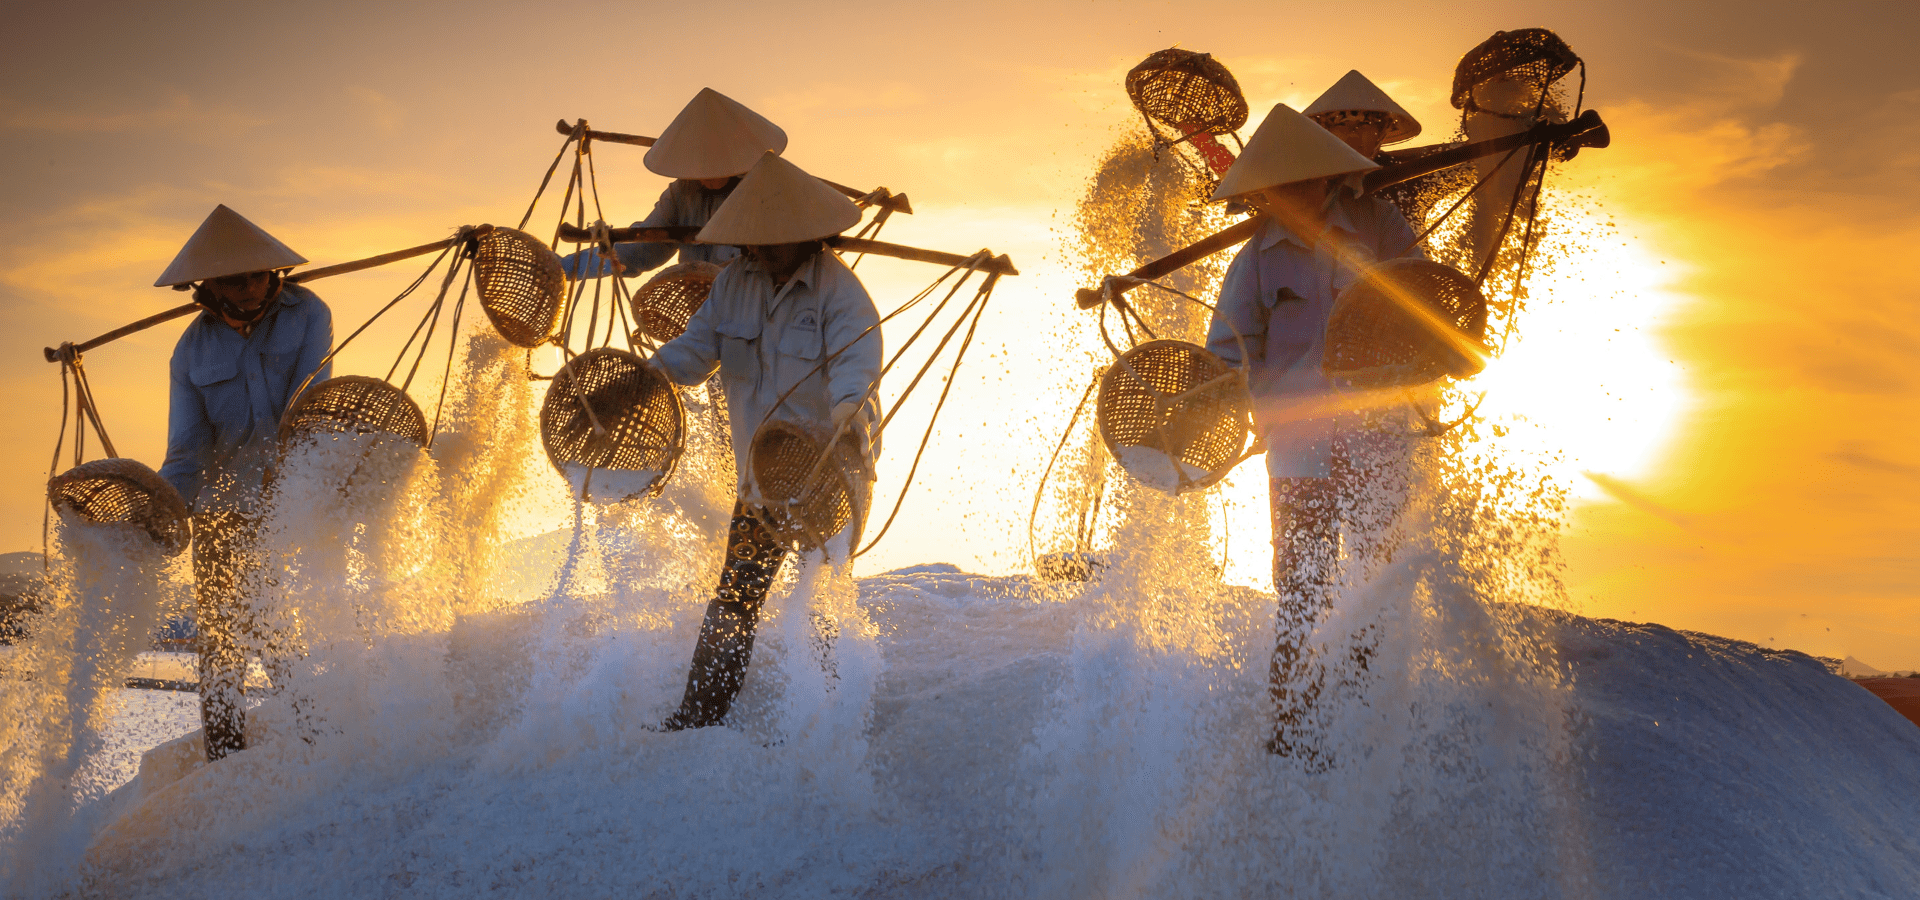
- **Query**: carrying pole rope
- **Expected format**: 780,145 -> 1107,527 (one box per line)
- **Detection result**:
286,240 -> 459,411
767,258 -> 987,495
742,250 -> 1000,557
67,356 -> 118,460
520,122 -> 585,232
425,264 -> 474,445
581,142 -> 640,354
1027,376 -> 1099,569
42,359 -> 72,567
853,273 -> 998,557
392,249 -> 468,390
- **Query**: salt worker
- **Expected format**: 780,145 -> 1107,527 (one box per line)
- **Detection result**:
560,87 -> 787,279
646,150 -> 881,731
154,204 -> 332,761
1453,29 -> 1577,269
1303,69 -> 1423,164
1304,70 -> 1427,231
1202,105 -> 1422,762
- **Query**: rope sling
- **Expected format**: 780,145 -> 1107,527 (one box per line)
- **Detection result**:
521,122 -> 686,504
36,225 -> 567,557
1027,35 -> 1594,577
278,222 -> 569,453
1065,36 -> 1598,499
541,120 -> 1019,558
43,348 -> 192,557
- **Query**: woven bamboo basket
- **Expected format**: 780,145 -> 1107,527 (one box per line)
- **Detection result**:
1451,28 -> 1580,114
475,227 -> 566,348
1323,259 -> 1490,389
1097,340 -> 1250,494
746,420 -> 871,553
1125,48 -> 1248,136
47,458 -> 191,556
631,261 -> 721,343
278,375 -> 430,448
539,348 -> 684,502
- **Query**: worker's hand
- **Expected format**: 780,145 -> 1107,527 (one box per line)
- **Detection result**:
831,400 -> 863,432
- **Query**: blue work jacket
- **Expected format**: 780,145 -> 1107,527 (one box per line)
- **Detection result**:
1204,192 -> 1423,478
652,249 -> 882,488
159,284 -> 332,511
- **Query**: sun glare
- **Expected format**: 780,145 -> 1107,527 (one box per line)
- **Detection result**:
1466,195 -> 1692,496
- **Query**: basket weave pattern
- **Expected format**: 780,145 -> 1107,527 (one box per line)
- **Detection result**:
632,261 -> 721,343
1324,259 -> 1489,389
278,375 -> 430,447
747,420 -> 869,552
1450,28 -> 1579,112
1097,340 -> 1249,493
1125,49 -> 1249,136
539,348 -> 684,489
475,227 -> 566,348
47,458 -> 192,556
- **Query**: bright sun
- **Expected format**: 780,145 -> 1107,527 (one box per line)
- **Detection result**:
1467,195 -> 1692,494
1212,194 -> 1693,587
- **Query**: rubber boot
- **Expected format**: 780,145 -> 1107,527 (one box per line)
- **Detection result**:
193,510 -> 250,761
660,509 -> 788,731
1266,477 -> 1339,767
660,599 -> 760,730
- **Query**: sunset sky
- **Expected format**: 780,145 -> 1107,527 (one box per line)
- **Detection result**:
1,1 -> 1914,668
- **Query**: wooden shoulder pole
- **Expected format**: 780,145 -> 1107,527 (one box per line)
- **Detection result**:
42,225 -> 493,362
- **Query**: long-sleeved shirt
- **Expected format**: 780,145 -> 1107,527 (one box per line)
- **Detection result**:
651,249 -> 882,487
160,284 -> 332,511
1204,192 -> 1422,478
560,179 -> 742,279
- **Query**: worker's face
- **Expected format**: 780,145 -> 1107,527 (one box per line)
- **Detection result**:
1312,112 -> 1390,159
1247,179 -> 1329,221
746,242 -> 816,281
1324,121 -> 1388,159
202,271 -> 274,311
697,177 -> 733,191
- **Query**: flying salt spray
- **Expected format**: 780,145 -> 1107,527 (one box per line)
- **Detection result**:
1014,121 -> 1589,898
0,517 -> 171,893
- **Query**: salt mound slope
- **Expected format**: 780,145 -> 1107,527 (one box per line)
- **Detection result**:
1554,615 -> 1920,896
38,571 -> 1920,898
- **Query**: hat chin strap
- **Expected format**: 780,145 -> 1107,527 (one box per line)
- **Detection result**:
193,271 -> 284,325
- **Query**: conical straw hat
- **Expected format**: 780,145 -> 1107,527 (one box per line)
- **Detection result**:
1303,70 -> 1422,144
153,205 -> 307,287
1210,104 -> 1381,202
696,152 -> 862,245
644,88 -> 790,180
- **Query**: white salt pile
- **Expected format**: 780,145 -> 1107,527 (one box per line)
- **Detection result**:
0,516 -> 172,894
10,562 -> 1918,899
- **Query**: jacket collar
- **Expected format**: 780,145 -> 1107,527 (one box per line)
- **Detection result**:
1256,195 -> 1361,252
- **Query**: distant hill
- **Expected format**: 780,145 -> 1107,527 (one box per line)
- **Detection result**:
0,552 -> 47,643
0,550 -> 47,578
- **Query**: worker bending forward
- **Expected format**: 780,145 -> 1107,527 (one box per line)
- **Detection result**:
1203,105 -> 1424,763
154,205 -> 332,761
648,151 -> 882,730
